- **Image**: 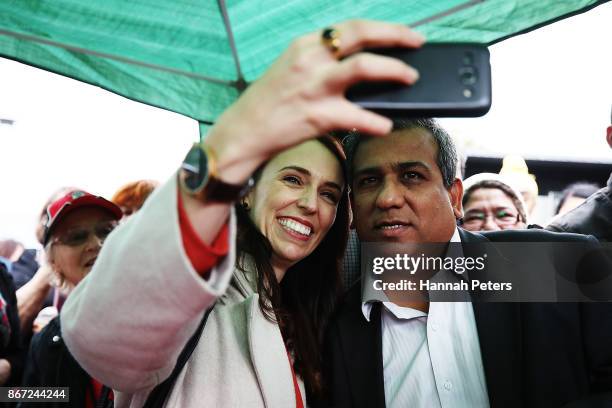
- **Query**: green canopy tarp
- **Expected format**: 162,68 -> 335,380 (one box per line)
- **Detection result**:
0,0 -> 607,125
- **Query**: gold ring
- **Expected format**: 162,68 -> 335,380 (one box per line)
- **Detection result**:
321,27 -> 341,58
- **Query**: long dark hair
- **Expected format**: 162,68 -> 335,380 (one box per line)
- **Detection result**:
235,136 -> 349,398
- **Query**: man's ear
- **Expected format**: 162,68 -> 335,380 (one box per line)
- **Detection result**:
448,178 -> 464,219
606,125 -> 612,149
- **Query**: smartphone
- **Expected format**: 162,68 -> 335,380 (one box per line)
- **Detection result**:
346,43 -> 491,118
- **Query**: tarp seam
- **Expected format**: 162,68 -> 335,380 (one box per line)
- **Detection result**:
217,0 -> 247,91
410,0 -> 486,27
0,27 -> 237,86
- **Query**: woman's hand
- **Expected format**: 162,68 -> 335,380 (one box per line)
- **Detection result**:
16,263 -> 55,335
32,305 -> 59,333
180,21 -> 424,244
205,20 -> 425,184
0,359 -> 10,385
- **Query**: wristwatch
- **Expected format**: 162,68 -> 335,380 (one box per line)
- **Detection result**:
180,142 -> 254,203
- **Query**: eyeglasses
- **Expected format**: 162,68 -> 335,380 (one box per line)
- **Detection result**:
461,209 -> 521,229
52,221 -> 118,247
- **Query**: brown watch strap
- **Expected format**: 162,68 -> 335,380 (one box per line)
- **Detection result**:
203,174 -> 253,203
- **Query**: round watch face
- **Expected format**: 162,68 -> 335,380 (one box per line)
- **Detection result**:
182,144 -> 209,192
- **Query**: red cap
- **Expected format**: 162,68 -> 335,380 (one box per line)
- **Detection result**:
43,190 -> 123,245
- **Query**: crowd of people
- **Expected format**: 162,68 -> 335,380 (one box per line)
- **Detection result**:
0,180 -> 158,407
0,19 -> 611,408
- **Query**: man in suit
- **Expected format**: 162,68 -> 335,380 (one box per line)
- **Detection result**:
546,106 -> 612,242
323,119 -> 612,408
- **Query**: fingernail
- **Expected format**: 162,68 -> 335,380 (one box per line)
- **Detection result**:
408,67 -> 420,82
414,31 -> 426,43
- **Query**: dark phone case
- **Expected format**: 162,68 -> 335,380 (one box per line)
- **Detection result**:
346,43 -> 491,118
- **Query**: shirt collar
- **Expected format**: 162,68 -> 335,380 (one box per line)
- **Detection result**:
450,227 -> 461,244
361,301 -> 428,322
361,227 -> 462,322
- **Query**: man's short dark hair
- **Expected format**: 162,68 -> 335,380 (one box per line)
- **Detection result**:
555,181 -> 600,214
342,119 -> 458,188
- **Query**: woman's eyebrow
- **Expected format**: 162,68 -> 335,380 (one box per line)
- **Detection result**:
279,165 -> 310,175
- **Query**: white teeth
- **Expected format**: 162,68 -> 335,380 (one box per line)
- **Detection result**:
278,218 -> 312,236
381,224 -> 403,230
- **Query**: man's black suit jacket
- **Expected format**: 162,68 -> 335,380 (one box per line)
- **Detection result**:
321,228 -> 612,408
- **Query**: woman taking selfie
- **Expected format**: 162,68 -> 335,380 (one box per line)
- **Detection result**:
61,20 -> 425,407
63,138 -> 348,407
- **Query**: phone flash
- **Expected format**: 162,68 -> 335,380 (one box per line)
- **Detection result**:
463,88 -> 473,98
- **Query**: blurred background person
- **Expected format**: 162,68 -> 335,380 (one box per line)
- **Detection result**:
461,173 -> 528,232
0,238 -> 38,294
0,239 -> 24,266
546,106 -> 612,241
499,154 -> 539,218
554,181 -> 600,216
21,189 -> 121,407
16,187 -> 78,337
111,179 -> 159,220
0,258 -> 23,386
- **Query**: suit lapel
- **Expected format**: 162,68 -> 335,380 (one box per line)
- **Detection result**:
460,229 -> 523,408
337,296 -> 386,408
471,302 -> 523,408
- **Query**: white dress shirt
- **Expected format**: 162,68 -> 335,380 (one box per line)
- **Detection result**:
362,229 -> 490,408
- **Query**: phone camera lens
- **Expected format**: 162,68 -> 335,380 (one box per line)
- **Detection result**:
463,52 -> 474,65
459,67 -> 477,85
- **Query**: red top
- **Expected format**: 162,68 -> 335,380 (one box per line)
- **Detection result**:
85,378 -> 113,408
177,190 -> 229,277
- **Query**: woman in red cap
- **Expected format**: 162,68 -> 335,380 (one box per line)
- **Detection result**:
20,190 -> 122,408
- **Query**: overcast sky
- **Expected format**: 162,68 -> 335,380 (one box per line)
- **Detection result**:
1,2 -> 611,248
439,2 -> 612,162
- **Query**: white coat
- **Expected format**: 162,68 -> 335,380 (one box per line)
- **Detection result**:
61,175 -> 305,407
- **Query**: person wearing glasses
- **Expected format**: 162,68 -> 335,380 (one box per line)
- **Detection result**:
460,173 -> 528,232
14,187 -> 79,338
20,190 -> 121,408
